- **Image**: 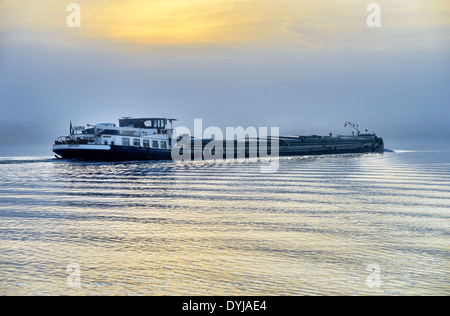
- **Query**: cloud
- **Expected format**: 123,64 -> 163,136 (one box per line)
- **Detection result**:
1,0 -> 449,51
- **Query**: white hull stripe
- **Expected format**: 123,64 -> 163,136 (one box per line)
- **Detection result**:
53,144 -> 111,151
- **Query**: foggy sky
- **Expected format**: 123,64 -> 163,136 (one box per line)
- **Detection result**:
0,1 -> 449,145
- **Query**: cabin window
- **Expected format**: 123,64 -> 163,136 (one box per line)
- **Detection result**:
152,140 -> 159,148
122,138 -> 130,146
143,140 -> 149,148
133,139 -> 140,147
160,141 -> 167,149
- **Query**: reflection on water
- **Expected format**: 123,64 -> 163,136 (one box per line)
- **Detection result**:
0,140 -> 449,295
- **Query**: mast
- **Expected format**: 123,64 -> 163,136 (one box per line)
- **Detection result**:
344,121 -> 360,136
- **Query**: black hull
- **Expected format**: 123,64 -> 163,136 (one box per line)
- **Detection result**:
53,145 -> 172,161
53,136 -> 384,162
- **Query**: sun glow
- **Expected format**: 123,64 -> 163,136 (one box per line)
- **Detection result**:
1,0 -> 449,50
82,0 -> 291,45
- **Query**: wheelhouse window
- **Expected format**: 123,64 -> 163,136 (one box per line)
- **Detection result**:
160,141 -> 167,149
133,139 -> 140,147
143,140 -> 149,148
122,138 -> 130,146
152,140 -> 159,148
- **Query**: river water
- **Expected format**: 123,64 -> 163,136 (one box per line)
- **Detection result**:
0,139 -> 448,295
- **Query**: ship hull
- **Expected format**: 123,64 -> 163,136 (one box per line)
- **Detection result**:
53,144 -> 172,161
53,136 -> 384,161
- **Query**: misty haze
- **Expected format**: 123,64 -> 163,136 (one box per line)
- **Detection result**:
1,0 -> 449,299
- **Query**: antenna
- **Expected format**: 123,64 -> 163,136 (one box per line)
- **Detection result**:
344,121 -> 360,136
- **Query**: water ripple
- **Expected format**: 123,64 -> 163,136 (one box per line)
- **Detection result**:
1,142 -> 449,295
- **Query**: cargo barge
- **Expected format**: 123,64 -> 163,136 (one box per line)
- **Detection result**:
52,117 -> 384,161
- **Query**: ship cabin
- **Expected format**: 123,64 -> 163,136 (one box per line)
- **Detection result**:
55,117 -> 177,150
